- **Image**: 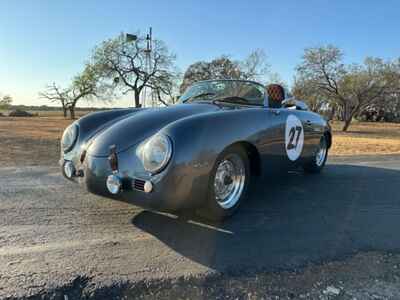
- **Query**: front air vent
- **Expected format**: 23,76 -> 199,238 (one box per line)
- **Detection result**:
133,179 -> 146,191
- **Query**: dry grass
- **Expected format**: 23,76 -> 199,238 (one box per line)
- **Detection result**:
0,110 -> 91,166
0,114 -> 399,167
0,116 -> 74,166
0,110 -> 91,118
331,121 -> 400,156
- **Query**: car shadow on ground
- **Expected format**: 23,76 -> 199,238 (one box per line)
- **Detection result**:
132,164 -> 400,273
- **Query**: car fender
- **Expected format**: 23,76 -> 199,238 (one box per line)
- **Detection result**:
63,108 -> 143,164
158,107 -> 268,202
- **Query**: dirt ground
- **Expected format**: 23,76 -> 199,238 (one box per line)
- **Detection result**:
120,252 -> 400,300
0,115 -> 399,167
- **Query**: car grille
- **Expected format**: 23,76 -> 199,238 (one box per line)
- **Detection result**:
133,179 -> 146,191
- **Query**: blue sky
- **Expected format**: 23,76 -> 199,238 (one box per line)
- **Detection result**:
1,0 -> 399,107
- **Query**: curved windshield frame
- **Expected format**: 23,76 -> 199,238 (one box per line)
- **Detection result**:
180,80 -> 266,106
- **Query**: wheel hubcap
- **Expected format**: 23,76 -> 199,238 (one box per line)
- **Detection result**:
214,154 -> 246,209
315,137 -> 328,167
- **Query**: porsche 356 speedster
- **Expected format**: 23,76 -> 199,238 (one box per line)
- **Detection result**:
60,80 -> 332,220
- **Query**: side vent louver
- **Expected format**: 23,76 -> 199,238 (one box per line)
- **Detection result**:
133,179 -> 146,191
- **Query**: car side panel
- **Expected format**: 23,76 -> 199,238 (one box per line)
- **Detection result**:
282,109 -> 330,165
258,108 -> 292,173
162,107 -> 290,179
301,110 -> 330,155
287,109 -> 317,160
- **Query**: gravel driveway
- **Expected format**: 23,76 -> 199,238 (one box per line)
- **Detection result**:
1,156 -> 400,299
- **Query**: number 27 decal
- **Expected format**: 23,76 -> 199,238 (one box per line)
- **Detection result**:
287,126 -> 303,150
285,114 -> 304,161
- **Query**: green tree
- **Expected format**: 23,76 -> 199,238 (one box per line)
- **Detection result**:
0,94 -> 13,109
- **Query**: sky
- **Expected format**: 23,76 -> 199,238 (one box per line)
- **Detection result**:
1,0 -> 399,107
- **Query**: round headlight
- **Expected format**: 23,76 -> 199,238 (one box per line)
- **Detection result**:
139,133 -> 172,174
61,124 -> 79,153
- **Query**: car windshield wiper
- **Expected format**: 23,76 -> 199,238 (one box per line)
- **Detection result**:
213,96 -> 260,106
184,92 -> 216,102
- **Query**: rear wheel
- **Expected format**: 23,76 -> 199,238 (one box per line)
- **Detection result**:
197,145 -> 250,221
303,135 -> 328,173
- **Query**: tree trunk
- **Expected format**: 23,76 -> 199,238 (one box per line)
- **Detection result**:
69,106 -> 76,120
342,117 -> 352,131
134,91 -> 141,108
342,107 -> 357,131
62,106 -> 67,118
328,106 -> 336,121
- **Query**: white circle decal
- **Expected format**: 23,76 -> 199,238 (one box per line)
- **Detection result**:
285,114 -> 304,161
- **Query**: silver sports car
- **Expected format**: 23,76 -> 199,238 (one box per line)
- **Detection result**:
60,80 -> 332,220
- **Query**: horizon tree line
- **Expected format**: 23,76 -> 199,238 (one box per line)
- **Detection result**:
38,32 -> 400,131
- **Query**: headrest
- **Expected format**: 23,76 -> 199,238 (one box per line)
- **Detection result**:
266,84 -> 285,108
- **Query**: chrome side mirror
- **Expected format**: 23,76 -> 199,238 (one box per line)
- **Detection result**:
282,98 -> 309,111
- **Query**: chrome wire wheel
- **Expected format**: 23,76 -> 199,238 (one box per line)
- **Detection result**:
213,154 -> 246,209
315,137 -> 328,167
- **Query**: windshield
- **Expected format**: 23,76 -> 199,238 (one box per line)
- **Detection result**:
180,80 -> 265,106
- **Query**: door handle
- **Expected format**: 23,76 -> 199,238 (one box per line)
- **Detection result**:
305,120 -> 312,126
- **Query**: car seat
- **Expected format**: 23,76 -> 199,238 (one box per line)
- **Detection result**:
266,84 -> 285,108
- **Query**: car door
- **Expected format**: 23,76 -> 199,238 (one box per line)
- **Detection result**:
286,109 -> 317,163
272,107 -> 315,167
258,106 -> 316,174
258,107 -> 293,174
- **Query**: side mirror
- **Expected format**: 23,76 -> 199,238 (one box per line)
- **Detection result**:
282,98 -> 309,111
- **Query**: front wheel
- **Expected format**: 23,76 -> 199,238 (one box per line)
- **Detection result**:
197,145 -> 250,221
303,135 -> 329,173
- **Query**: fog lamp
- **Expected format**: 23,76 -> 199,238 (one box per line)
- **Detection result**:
106,174 -> 122,194
64,161 -> 76,179
144,181 -> 153,193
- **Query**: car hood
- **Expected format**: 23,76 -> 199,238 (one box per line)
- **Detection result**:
87,103 -> 220,157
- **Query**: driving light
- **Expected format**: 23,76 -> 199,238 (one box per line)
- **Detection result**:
61,124 -> 79,153
138,133 -> 172,174
144,180 -> 153,193
106,174 -> 122,194
63,161 -> 75,179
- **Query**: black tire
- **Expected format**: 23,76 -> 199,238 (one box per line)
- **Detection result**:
197,145 -> 251,221
303,134 -> 329,173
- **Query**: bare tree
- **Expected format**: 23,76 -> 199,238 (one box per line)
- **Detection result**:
240,49 -> 270,81
40,64 -> 107,119
292,77 -> 331,114
39,83 -> 69,117
180,50 -> 270,93
339,58 -> 400,130
361,90 -> 400,122
91,33 -> 176,107
295,45 -> 400,131
147,70 -> 181,106
179,56 -> 241,93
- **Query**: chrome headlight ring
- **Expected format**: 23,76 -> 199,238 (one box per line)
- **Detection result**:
137,133 -> 172,174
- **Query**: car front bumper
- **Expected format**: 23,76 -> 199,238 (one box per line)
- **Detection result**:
60,149 -> 210,212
